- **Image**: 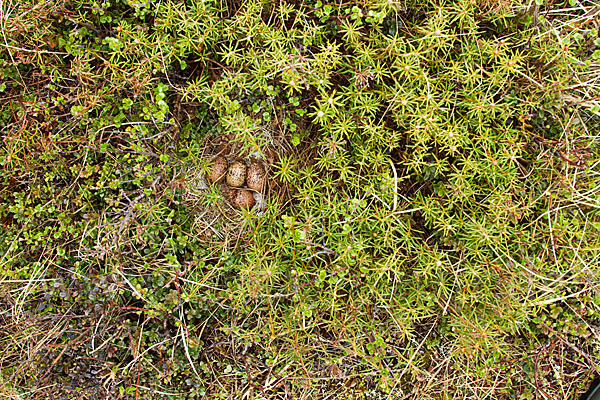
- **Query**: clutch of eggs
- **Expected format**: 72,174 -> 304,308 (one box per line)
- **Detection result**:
207,157 -> 267,209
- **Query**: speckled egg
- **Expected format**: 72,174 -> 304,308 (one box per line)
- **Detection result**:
231,189 -> 255,209
227,161 -> 247,187
207,156 -> 228,183
246,162 -> 266,192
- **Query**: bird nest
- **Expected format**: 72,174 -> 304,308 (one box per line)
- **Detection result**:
179,125 -> 292,245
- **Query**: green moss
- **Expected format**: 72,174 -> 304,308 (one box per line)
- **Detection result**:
1,0 -> 599,398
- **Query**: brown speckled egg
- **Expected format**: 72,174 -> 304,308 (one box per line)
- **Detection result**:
232,189 -> 255,209
207,156 -> 228,183
246,162 -> 266,192
227,161 -> 247,187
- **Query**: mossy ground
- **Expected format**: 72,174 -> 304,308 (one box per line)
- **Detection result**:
1,0 -> 600,399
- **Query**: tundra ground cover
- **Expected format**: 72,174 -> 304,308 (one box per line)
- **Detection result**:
1,0 -> 600,398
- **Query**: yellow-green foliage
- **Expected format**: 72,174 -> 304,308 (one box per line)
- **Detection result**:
1,0 -> 599,398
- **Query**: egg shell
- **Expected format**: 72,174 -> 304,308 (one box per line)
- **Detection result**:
246,162 -> 266,191
227,161 -> 247,187
232,189 -> 255,209
207,156 -> 228,183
